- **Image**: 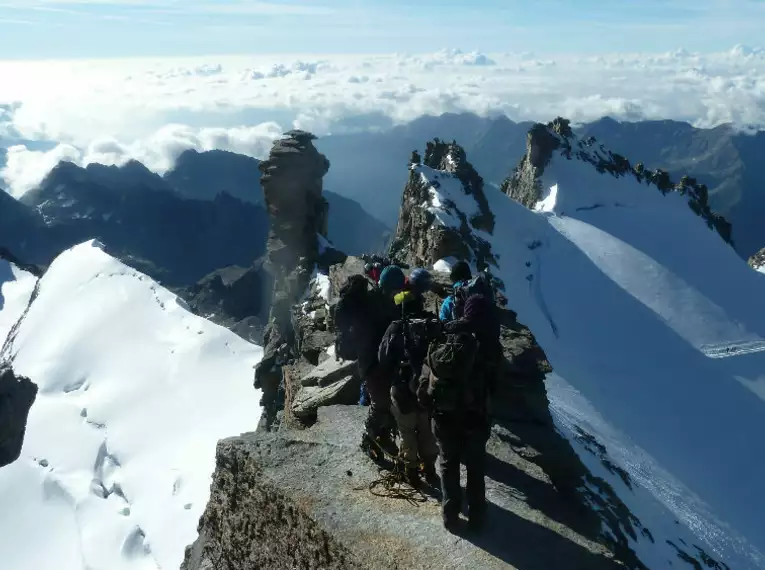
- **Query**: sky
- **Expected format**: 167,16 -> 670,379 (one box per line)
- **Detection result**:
0,0 -> 765,59
1,1 -> 765,199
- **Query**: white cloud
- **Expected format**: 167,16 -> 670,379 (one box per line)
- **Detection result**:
1,122 -> 283,197
3,47 -> 765,197
2,143 -> 81,197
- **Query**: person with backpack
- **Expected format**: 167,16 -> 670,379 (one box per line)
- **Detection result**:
334,267 -> 405,457
420,293 -> 502,532
378,285 -> 440,487
439,261 -> 472,322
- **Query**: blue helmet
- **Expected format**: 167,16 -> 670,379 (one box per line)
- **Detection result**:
409,268 -> 433,294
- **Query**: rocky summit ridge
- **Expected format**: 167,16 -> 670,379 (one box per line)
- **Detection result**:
502,118 -> 733,245
183,120 -> 735,570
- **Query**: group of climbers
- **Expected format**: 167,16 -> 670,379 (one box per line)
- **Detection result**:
333,259 -> 503,532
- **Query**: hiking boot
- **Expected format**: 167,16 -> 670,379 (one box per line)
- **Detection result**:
405,466 -> 421,488
442,513 -> 460,533
467,507 -> 487,532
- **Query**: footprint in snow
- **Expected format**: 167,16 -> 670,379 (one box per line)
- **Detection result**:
62,376 -> 88,393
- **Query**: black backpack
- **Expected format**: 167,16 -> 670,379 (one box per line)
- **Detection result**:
333,275 -> 373,361
389,316 -> 439,388
426,329 -> 479,412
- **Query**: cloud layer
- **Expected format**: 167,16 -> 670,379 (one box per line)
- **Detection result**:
2,47 -> 765,196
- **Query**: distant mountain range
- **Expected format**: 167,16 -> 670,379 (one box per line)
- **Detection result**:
3,112 -> 765,270
315,113 -> 765,258
164,149 -> 391,255
0,150 -> 390,288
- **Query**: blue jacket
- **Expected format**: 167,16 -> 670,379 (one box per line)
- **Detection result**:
439,280 -> 468,322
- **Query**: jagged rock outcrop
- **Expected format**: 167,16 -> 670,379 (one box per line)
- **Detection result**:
254,131 -> 332,428
748,247 -> 765,272
0,365 -> 37,468
502,117 -> 733,244
389,139 -> 496,270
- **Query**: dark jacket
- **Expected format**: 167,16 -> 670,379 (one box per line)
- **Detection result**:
432,317 -> 502,413
337,284 -> 397,376
378,301 -> 440,412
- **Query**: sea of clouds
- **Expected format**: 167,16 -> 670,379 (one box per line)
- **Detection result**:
2,46 -> 765,197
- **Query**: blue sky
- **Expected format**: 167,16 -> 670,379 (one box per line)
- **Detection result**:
0,0 -> 763,59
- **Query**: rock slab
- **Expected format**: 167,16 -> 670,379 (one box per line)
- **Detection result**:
182,406 -> 624,570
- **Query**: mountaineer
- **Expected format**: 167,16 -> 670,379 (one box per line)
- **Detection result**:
378,269 -> 440,487
439,261 -> 472,321
421,293 -> 502,532
333,266 -> 405,457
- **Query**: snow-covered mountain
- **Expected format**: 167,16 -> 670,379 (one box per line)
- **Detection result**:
0,241 -> 263,570
392,121 -> 765,569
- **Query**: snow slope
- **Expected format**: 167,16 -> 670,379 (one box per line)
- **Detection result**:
0,256 -> 37,346
421,139 -> 765,568
0,241 -> 263,570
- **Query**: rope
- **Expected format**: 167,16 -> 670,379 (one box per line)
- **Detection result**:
358,435 -> 429,507
368,463 -> 428,507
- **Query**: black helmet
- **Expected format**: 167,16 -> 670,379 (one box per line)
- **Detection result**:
450,260 -> 472,283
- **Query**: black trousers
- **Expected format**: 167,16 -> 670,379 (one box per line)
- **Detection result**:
432,411 -> 490,519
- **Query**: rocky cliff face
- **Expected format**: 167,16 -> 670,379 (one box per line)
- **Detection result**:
389,139 -> 496,270
0,365 -> 37,468
502,117 -> 733,244
253,131 -> 337,428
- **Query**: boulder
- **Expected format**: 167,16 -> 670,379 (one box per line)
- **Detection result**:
0,365 -> 38,468
301,358 -> 357,387
291,377 -> 360,420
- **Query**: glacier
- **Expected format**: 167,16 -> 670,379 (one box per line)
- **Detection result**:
0,241 -> 263,570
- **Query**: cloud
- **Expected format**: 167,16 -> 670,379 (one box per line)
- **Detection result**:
3,47 -> 765,197
1,122 -> 283,197
2,143 -> 81,197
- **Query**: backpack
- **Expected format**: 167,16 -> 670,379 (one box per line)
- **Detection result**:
389,316 -> 439,389
333,274 -> 375,361
426,329 -> 479,412
452,273 -> 495,321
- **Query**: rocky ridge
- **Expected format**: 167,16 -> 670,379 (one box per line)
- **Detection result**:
183,121 -> 736,569
186,131 -> 673,570
748,247 -> 765,272
502,118 -> 733,244
389,139 -> 496,270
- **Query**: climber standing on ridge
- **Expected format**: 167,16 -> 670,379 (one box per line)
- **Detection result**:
423,292 -> 502,532
439,261 -> 472,322
333,266 -> 405,458
378,268 -> 440,487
